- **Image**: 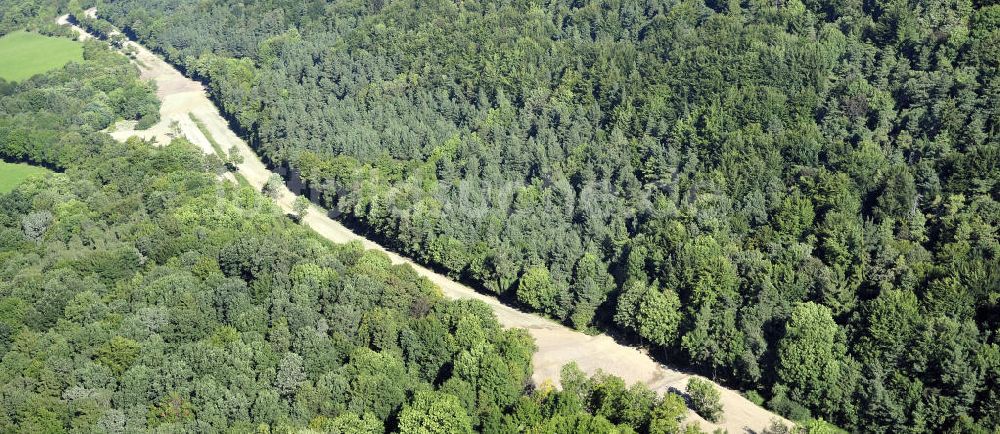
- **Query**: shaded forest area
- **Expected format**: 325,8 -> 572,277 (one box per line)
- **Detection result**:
88,0 -> 1000,431
0,29 -> 726,433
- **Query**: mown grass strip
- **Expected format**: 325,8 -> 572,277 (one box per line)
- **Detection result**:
188,113 -> 227,158
233,171 -> 252,189
188,113 -> 255,189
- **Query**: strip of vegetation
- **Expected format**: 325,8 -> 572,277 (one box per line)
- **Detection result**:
232,170 -> 252,189
188,112 -> 248,178
188,112 -> 226,157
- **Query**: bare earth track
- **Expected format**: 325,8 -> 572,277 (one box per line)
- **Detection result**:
61,14 -> 790,433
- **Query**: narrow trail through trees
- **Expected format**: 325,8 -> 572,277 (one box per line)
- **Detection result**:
61,14 -> 789,433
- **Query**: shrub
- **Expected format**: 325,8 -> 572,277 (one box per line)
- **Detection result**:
135,113 -> 159,130
686,377 -> 723,423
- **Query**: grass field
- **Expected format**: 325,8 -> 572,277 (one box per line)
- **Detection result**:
0,161 -> 51,193
0,31 -> 83,82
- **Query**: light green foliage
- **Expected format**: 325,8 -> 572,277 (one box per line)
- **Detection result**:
293,196 -> 311,221
0,0 -> 66,35
802,418 -> 846,434
228,145 -> 244,166
309,412 -> 383,434
0,30 -> 82,82
340,348 -> 411,420
669,235 -> 747,375
569,252 -> 616,328
516,265 -> 562,316
274,352 -> 305,397
686,378 -> 723,423
398,391 -> 473,434
777,303 -> 843,417
648,393 -> 687,434
637,285 -> 681,347
558,363 -> 696,432
95,336 -> 140,375
108,81 -> 160,126
188,113 -> 226,157
859,289 -> 919,364
263,173 -> 282,198
760,419 -> 794,434
0,38 -> 159,167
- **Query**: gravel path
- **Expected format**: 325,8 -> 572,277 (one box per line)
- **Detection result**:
62,14 -> 790,433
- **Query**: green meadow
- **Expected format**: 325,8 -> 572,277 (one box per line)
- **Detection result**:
0,30 -> 83,82
0,161 -> 50,193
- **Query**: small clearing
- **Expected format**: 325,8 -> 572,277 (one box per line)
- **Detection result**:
0,161 -> 50,193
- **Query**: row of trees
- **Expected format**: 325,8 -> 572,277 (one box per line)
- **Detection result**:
95,0 -> 999,430
0,32 -> 730,433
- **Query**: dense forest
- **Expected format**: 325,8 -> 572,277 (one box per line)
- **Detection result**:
0,30 -> 740,433
87,0 -> 1000,431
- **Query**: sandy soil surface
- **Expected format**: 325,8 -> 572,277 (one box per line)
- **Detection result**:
62,15 -> 790,433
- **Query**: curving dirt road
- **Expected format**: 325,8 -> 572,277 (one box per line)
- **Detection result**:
62,14 -> 789,433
